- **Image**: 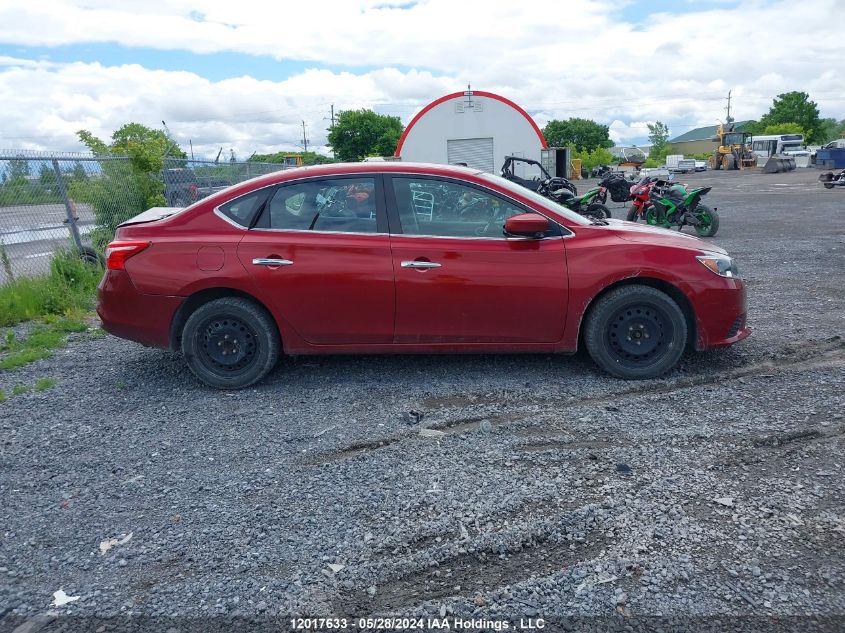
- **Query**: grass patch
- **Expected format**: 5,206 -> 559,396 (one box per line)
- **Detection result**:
0,317 -> 89,370
34,377 -> 58,391
11,384 -> 28,396
0,389 -> 5,402
0,249 -> 102,327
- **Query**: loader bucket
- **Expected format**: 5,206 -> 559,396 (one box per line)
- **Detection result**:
762,155 -> 797,173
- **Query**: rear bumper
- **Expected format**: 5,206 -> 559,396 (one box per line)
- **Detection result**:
97,270 -> 183,349
688,278 -> 751,350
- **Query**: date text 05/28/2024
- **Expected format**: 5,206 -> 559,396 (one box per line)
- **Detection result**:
290,617 -> 546,630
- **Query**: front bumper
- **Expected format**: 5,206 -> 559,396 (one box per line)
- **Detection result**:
687,277 -> 751,350
97,270 -> 183,349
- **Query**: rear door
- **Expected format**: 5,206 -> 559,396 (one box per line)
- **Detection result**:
386,175 -> 569,344
236,175 -> 394,345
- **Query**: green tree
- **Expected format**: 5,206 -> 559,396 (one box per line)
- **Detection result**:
542,118 -> 613,152
6,157 -> 30,185
758,91 -> 824,143
249,150 -> 336,166
760,122 -> 805,136
818,118 -> 845,143
38,163 -> 57,188
573,147 -> 615,173
75,122 -> 183,244
646,121 -> 671,165
327,110 -> 404,161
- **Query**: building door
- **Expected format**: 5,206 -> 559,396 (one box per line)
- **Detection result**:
447,137 -> 494,173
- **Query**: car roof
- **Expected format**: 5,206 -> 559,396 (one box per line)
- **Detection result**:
251,161 -> 486,187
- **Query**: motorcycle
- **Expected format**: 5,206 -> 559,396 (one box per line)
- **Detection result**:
819,170 -> 845,189
598,172 -> 636,203
645,180 -> 719,237
553,186 -> 612,220
625,176 -> 659,221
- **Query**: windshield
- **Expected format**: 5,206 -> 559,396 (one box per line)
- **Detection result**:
477,172 -> 592,225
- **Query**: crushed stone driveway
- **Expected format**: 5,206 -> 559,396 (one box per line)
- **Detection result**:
1,168 -> 843,632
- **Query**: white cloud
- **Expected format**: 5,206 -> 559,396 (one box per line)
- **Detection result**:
0,0 -> 843,154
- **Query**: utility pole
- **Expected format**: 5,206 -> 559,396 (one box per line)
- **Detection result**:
324,105 -> 336,158
725,90 -> 733,126
301,120 -> 308,153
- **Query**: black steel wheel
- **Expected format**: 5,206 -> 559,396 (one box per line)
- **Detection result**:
182,297 -> 280,389
584,285 -> 687,379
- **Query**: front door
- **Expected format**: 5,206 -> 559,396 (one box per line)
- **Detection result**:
236,175 -> 394,345
386,175 -> 568,344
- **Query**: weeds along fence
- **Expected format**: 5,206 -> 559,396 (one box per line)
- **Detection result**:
0,150 -> 290,285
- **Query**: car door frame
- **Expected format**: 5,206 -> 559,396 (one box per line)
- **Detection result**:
234,172 -> 397,351
382,172 -> 572,348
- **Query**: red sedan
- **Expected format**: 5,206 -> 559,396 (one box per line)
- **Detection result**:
97,162 -> 749,388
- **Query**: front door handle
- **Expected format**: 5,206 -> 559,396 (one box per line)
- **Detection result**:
401,261 -> 442,269
252,258 -> 293,266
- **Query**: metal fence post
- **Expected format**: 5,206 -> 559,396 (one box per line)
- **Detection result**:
52,159 -> 84,251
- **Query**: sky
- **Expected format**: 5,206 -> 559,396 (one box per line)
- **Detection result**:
0,0 -> 842,159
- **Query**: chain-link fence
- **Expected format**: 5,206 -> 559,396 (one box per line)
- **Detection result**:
0,151 -> 290,285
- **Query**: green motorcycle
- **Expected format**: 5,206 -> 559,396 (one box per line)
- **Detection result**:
646,181 -> 719,237
552,185 -> 612,220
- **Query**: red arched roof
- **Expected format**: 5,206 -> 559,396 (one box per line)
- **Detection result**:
394,90 -> 548,157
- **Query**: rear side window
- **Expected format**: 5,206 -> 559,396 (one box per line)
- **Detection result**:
264,177 -> 378,233
218,189 -> 266,227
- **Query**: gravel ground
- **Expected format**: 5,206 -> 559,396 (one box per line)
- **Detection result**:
1,168 -> 843,632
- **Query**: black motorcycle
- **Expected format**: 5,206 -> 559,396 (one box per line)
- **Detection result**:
598,172 -> 636,203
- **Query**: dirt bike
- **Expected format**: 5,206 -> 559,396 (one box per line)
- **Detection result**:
553,186 -> 612,220
646,180 -> 719,237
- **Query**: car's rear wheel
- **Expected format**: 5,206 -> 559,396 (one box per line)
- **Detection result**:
181,297 -> 280,389
584,285 -> 687,379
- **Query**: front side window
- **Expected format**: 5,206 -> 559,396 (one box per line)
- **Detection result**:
392,177 -> 551,238
265,177 -> 378,233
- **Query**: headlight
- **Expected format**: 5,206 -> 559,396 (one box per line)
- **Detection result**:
696,254 -> 740,278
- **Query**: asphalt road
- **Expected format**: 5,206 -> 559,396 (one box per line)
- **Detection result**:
0,203 -> 95,282
0,168 -> 843,633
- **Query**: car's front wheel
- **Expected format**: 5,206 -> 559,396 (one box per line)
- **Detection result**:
182,297 -> 280,389
584,285 -> 687,379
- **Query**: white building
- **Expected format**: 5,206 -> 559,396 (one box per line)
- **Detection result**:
394,89 -> 548,176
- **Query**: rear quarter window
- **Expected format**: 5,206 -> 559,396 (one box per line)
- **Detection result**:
217,189 -> 266,227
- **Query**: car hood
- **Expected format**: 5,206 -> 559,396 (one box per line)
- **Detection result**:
606,219 -> 727,254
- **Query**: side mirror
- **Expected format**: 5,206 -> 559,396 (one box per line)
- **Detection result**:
504,213 -> 550,237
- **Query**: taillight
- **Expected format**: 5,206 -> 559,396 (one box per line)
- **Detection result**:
105,241 -> 150,270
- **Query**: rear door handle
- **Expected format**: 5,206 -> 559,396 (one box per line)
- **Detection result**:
252,258 -> 293,266
401,261 -> 442,269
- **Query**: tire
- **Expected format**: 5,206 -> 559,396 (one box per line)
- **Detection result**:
625,204 -> 639,222
722,154 -> 736,170
693,204 -> 719,237
585,203 -> 611,219
710,154 -> 721,171
823,183 -> 835,189
181,297 -> 280,389
584,285 -> 687,379
76,246 -> 104,267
